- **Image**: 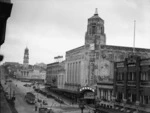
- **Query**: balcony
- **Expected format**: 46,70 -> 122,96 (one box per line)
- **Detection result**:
140,81 -> 150,86
127,81 -> 136,86
116,81 -> 124,85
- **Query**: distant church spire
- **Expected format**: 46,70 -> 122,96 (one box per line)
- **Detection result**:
94,8 -> 98,15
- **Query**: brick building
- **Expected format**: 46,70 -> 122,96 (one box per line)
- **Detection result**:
114,55 -> 150,113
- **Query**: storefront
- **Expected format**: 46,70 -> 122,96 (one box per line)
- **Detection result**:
79,86 -> 95,104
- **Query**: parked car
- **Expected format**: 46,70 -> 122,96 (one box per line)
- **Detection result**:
39,108 -> 54,113
6,79 -> 12,82
42,100 -> 48,105
24,83 -> 32,87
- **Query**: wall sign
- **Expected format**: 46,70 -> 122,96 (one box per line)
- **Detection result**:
79,86 -> 95,92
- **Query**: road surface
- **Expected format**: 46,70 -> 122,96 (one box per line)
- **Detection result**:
0,66 -> 91,113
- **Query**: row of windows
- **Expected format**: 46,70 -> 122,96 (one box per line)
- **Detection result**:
47,66 -> 63,74
115,92 -> 150,105
140,95 -> 150,105
116,71 -> 150,81
89,25 -> 104,34
99,89 -> 113,101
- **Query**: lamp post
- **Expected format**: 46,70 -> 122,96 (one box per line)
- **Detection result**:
135,101 -> 139,113
79,99 -> 85,113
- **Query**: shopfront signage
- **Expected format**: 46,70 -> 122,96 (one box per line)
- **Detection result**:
116,62 -> 124,67
140,59 -> 150,66
84,92 -> 94,99
79,86 -> 95,92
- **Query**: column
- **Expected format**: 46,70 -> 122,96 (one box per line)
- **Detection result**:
76,62 -> 78,84
108,90 -> 110,101
72,63 -> 74,84
71,63 -> 73,84
78,61 -> 81,84
73,62 -> 75,84
75,62 -> 77,84
70,63 -> 72,84
101,90 -> 103,99
67,63 -> 69,83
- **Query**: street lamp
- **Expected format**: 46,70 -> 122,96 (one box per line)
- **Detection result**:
135,101 -> 139,113
79,99 -> 85,113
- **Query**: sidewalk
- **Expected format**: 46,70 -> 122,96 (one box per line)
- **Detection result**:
40,88 -> 78,108
0,84 -> 12,113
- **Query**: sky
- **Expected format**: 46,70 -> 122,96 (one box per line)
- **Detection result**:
1,0 -> 150,65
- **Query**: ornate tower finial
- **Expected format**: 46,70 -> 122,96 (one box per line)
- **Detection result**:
95,8 -> 98,15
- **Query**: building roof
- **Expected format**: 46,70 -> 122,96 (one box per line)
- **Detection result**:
88,8 -> 104,22
101,45 -> 150,52
66,45 -> 85,55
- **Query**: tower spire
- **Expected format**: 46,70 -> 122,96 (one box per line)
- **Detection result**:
94,8 -> 98,15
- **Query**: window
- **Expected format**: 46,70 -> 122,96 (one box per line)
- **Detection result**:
141,71 -> 149,81
122,73 -> 124,80
132,94 -> 136,103
92,26 -> 96,34
128,72 -> 131,81
144,96 -> 148,104
145,72 -> 149,81
131,72 -> 136,81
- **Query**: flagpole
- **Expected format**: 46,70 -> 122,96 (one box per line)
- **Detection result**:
133,20 -> 136,54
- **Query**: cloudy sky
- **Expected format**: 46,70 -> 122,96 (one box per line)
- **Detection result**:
1,0 -> 150,65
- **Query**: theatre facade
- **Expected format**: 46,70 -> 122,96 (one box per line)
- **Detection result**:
64,9 -> 150,101
46,9 -> 150,106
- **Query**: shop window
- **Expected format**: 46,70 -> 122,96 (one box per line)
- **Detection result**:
127,93 -> 132,102
144,96 -> 148,104
132,94 -> 136,103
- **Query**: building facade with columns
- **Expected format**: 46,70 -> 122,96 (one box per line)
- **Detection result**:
64,9 -> 150,104
114,55 -> 150,113
16,47 -> 46,82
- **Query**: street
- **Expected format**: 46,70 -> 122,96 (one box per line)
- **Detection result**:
0,67 -> 92,113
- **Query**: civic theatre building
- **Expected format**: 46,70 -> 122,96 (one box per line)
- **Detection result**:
114,55 -> 150,113
46,9 -> 150,105
64,9 -> 150,104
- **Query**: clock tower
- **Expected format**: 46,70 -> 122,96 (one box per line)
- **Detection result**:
23,47 -> 29,67
85,8 -> 106,48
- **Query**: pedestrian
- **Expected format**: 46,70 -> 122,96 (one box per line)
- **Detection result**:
35,105 -> 37,111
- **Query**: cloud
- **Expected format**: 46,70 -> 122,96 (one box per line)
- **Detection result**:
2,0 -> 150,64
